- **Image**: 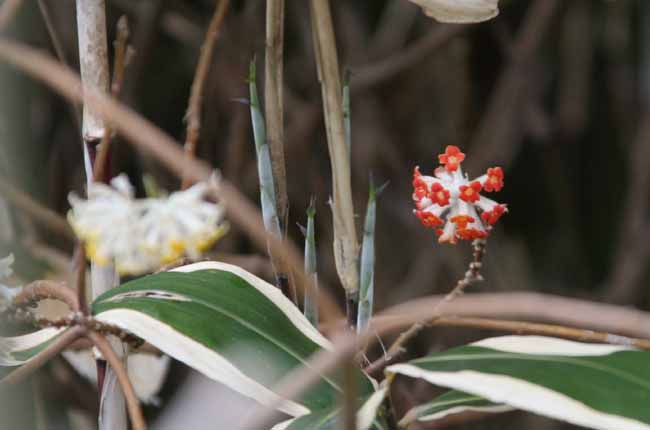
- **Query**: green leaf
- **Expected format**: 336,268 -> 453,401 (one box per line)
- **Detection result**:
387,335 -> 650,430
398,390 -> 511,427
91,262 -> 375,417
0,327 -> 65,367
275,383 -> 389,430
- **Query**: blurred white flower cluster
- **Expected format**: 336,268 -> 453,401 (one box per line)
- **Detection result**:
68,174 -> 227,276
408,0 -> 499,23
0,254 -> 20,311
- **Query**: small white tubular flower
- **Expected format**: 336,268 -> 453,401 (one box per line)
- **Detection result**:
408,0 -> 499,23
0,254 -> 20,311
68,174 -> 227,276
413,146 -> 507,244
139,182 -> 228,264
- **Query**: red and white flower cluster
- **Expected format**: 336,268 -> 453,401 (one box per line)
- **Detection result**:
413,145 -> 507,244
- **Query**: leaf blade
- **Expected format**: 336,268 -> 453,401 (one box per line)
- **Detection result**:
388,335 -> 650,430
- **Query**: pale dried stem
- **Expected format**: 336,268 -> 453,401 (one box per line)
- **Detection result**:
309,0 -> 360,296
0,38 -> 343,321
87,331 -> 147,430
181,0 -> 230,189
265,0 -> 288,229
0,326 -> 86,385
76,0 -> 110,144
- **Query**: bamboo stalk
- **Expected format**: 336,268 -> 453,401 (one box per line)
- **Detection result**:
75,2 -> 125,428
309,0 -> 359,319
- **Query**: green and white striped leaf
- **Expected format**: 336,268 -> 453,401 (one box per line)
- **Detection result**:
387,335 -> 650,430
274,383 -> 389,430
0,327 -> 65,367
91,261 -> 375,417
398,389 -> 511,426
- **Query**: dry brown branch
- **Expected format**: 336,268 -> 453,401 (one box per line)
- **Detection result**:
181,0 -> 230,189
352,25 -> 465,93
604,112 -> 650,303
265,0 -> 288,229
0,178 -> 74,242
0,38 -> 343,321
310,0 -> 359,308
0,0 -> 22,31
466,0 -> 559,172
87,331 -> 146,430
13,280 -> 79,311
0,326 -> 86,386
430,316 -> 650,349
93,15 -> 131,184
369,239 -> 486,374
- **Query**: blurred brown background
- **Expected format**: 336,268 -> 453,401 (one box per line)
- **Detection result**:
1,0 -> 649,428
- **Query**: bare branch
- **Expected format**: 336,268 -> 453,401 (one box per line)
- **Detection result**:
13,280 -> 79,311
181,0 -> 230,189
87,331 -> 146,430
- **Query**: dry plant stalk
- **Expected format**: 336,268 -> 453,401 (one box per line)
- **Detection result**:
265,0 -> 288,229
181,0 -> 230,189
75,2 -> 126,428
264,0 -> 295,301
309,0 -> 360,308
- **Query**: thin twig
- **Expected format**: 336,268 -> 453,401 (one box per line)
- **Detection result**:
0,38 -> 344,321
0,178 -> 74,242
0,0 -> 22,31
352,25 -> 465,93
13,280 -> 79,311
310,0 -> 360,320
93,15 -> 132,184
37,0 -> 82,133
376,239 -> 487,371
87,331 -> 146,430
181,0 -> 230,189
0,326 -> 86,385
430,316 -> 650,349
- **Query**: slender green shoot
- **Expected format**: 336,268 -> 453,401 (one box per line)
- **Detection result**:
357,180 -> 387,333
248,59 -> 282,240
303,198 -> 318,327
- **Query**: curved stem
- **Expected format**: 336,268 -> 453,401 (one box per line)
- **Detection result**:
86,331 -> 146,430
14,280 -> 79,311
1,326 -> 85,385
181,0 -> 229,189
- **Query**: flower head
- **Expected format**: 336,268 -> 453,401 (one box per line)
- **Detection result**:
68,174 -> 228,276
0,254 -> 20,311
412,146 -> 507,244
